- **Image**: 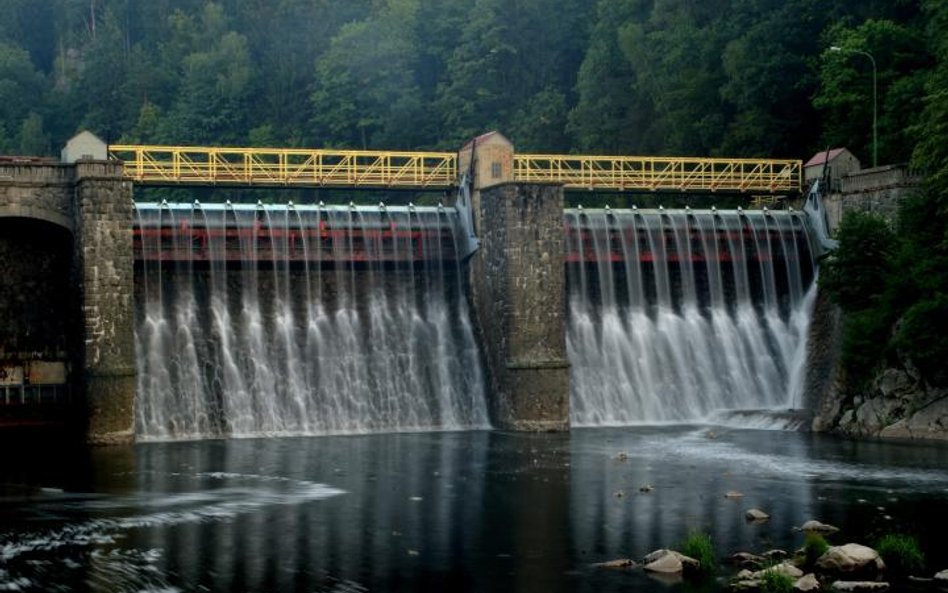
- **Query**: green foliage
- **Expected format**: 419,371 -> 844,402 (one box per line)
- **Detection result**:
814,19 -> 930,166
875,533 -> 924,577
680,531 -> 716,576
892,296 -> 948,386
819,212 -> 904,386
804,532 -> 830,567
759,570 -> 795,593
0,0 -> 935,175
821,212 -> 896,311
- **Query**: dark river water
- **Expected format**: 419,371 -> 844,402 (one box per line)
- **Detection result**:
1,427 -> 947,592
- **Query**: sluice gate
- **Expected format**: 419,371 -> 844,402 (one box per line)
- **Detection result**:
134,203 -> 813,266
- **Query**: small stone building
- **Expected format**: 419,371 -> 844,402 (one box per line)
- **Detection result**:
804,148 -> 860,192
61,130 -> 108,163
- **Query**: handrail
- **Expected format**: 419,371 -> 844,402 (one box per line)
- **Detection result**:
110,144 -> 802,194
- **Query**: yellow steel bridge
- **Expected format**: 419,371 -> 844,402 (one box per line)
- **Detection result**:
109,144 -> 802,194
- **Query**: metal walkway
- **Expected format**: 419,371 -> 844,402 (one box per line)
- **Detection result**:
111,145 -> 802,194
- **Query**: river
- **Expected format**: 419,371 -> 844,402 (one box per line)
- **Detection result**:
1,426 -> 946,592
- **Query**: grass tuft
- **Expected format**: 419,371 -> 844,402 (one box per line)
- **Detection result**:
679,531 -> 716,576
875,533 -> 924,577
759,569 -> 795,593
804,532 -> 830,567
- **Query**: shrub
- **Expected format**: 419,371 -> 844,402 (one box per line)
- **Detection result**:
759,570 -> 795,593
875,533 -> 924,577
892,296 -> 948,386
680,531 -> 716,576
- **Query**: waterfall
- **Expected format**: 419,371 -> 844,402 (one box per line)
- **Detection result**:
134,203 -> 488,440
566,208 -> 817,425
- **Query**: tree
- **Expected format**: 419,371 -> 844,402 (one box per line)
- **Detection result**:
311,0 -> 431,149
814,19 -> 930,166
0,43 -> 46,136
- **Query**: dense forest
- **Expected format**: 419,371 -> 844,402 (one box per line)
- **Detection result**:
0,0 -> 937,166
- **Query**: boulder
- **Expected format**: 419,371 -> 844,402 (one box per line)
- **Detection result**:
875,368 -> 915,399
730,552 -> 766,568
595,558 -> 636,569
746,508 -> 770,521
879,396 -> 948,441
644,549 -> 673,564
934,569 -> 948,582
735,569 -> 755,579
763,549 -> 789,561
644,552 -> 683,574
800,520 -> 840,535
754,562 -> 804,580
817,544 -> 885,574
642,549 -> 700,574
731,578 -> 762,591
795,573 -> 821,591
725,490 -> 745,499
829,581 -> 889,592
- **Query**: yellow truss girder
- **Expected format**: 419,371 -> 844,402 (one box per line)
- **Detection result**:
110,145 -> 458,189
513,154 -> 801,193
109,145 -> 802,194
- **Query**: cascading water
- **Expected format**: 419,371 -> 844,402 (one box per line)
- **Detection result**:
566,208 -> 817,425
134,202 -> 488,440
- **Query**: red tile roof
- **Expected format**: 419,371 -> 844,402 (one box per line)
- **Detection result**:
805,148 -> 847,167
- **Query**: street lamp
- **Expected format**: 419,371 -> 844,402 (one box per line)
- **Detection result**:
830,45 -> 878,168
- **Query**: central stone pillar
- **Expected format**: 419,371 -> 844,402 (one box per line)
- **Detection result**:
460,133 -> 569,431
73,161 -> 136,444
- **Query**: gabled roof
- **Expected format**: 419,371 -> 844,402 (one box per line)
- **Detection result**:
460,131 -> 512,151
805,148 -> 848,167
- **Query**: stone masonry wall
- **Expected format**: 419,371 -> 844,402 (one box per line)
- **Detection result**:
0,164 -> 75,231
73,162 -> 136,444
823,165 -> 923,231
470,183 -> 569,431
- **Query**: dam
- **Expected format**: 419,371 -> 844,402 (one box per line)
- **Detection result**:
0,132 -> 821,441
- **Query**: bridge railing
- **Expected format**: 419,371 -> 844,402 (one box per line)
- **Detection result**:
110,145 -> 457,189
110,144 -> 802,194
514,154 -> 801,193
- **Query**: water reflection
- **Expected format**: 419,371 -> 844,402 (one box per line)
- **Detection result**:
1,428 -> 947,593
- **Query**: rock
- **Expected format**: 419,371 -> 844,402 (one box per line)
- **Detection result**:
642,549 -> 700,574
614,490 -> 625,498
725,490 -> 745,499
795,573 -> 821,591
879,396 -> 948,441
745,508 -> 770,521
676,553 -> 701,573
829,581 -> 889,592
800,520 -> 840,534
754,562 -> 804,580
595,558 -> 636,569
817,544 -> 885,574
875,368 -> 915,399
934,569 -> 948,583
639,484 -> 654,493
730,552 -> 766,568
614,452 -> 628,461
763,549 -> 789,561
731,579 -> 762,591
644,552 -> 683,574
735,569 -> 755,579
644,549 -> 673,564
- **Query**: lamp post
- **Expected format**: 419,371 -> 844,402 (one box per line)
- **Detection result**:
830,45 -> 878,168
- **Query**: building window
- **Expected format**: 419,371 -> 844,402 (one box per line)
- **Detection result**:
491,162 -> 502,179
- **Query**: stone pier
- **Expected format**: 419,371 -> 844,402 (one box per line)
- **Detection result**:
0,133 -> 135,443
460,133 -> 569,431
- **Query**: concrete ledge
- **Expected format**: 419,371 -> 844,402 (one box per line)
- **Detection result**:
507,359 -> 570,370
